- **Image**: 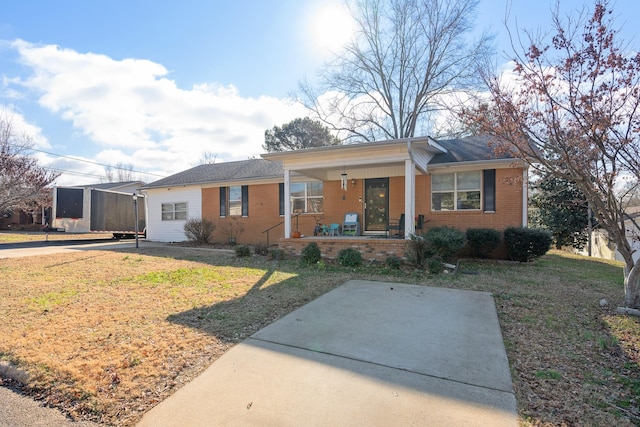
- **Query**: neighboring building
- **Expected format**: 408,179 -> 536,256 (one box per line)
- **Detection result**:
141,136 -> 528,260
578,207 -> 640,264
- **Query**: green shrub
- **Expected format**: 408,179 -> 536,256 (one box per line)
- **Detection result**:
385,256 -> 402,270
301,242 -> 322,265
466,228 -> 501,258
254,242 -> 269,256
268,248 -> 285,260
183,217 -> 216,244
503,227 -> 552,262
423,227 -> 466,261
425,257 -> 444,274
234,245 -> 251,258
337,248 -> 362,267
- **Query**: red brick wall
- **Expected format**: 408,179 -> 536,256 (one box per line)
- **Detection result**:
281,237 -> 407,262
200,166 -> 525,246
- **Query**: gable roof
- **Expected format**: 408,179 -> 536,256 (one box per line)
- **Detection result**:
429,135 -> 509,164
142,159 -> 284,189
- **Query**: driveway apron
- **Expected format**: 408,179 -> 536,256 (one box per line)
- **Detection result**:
138,280 -> 518,426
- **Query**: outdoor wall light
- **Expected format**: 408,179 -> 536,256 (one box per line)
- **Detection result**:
351,179 -> 356,187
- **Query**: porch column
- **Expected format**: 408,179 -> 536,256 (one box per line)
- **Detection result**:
284,168 -> 291,237
404,159 -> 415,238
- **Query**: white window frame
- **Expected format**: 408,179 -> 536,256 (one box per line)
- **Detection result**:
290,181 -> 323,214
431,171 -> 482,211
161,202 -> 188,220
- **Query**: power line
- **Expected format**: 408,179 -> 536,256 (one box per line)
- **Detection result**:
24,146 -> 166,178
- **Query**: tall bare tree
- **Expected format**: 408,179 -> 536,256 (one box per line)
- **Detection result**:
0,110 -> 59,214
115,162 -> 135,182
465,0 -> 640,309
300,0 -> 493,142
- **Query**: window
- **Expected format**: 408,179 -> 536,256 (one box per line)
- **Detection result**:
220,185 -> 248,217
432,171 -> 481,211
162,202 -> 188,220
228,186 -> 242,216
287,181 -> 323,214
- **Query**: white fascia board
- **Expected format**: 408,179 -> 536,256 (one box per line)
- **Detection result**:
427,158 -> 527,172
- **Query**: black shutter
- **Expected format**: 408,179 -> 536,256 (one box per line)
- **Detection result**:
219,187 -> 227,217
241,185 -> 249,216
279,183 -> 284,216
483,169 -> 496,212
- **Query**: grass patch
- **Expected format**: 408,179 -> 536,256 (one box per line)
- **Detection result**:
0,248 -> 638,426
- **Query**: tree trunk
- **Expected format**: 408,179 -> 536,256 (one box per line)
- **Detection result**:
624,261 -> 640,309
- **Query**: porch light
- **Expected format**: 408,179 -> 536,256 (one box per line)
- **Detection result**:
341,172 -> 348,191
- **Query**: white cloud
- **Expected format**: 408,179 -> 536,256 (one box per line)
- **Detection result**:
8,40 -> 308,182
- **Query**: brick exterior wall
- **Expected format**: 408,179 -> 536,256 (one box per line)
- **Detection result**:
200,166 -> 526,250
281,237 -> 408,263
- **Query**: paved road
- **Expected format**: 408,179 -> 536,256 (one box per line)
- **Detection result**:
0,385 -> 100,427
0,238 -> 143,259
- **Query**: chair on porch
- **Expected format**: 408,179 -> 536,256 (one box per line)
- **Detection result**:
387,213 -> 405,238
415,214 -> 425,235
342,213 -> 360,236
329,223 -> 341,236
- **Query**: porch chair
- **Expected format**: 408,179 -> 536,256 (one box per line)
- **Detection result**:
387,213 -> 405,238
415,214 -> 425,235
329,223 -> 341,236
342,213 -> 360,236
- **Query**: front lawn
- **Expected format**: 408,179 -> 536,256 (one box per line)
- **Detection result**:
0,246 -> 638,425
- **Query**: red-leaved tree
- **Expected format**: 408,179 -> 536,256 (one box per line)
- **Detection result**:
465,0 -> 640,309
0,110 -> 59,215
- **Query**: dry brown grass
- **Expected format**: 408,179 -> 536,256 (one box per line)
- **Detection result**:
0,245 -> 638,426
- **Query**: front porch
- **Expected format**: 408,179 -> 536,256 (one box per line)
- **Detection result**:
279,235 -> 408,263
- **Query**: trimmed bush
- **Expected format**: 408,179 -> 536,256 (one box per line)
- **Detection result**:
268,248 -> 285,260
337,248 -> 362,267
503,227 -> 552,262
423,227 -> 466,261
425,257 -> 444,274
254,242 -> 269,256
183,217 -> 216,244
385,256 -> 402,270
466,228 -> 501,258
300,242 -> 322,265
234,245 -> 251,257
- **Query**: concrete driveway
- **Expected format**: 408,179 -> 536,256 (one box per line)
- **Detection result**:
138,280 -> 518,426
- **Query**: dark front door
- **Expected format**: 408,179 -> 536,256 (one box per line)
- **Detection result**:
364,178 -> 389,233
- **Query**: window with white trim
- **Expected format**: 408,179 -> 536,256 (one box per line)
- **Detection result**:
290,181 -> 323,213
228,186 -> 242,216
432,171 -> 482,211
162,202 -> 188,220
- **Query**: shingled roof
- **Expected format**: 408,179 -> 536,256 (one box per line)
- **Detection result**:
428,135 -> 508,164
142,158 -> 284,189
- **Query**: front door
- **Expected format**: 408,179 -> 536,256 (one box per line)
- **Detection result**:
364,178 -> 389,233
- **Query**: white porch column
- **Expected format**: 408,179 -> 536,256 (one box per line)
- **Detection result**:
404,159 -> 416,238
284,168 -> 291,237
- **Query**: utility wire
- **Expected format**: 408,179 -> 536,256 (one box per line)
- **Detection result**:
23,146 -> 166,178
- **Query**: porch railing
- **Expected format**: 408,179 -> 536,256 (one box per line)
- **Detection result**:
262,213 -> 300,246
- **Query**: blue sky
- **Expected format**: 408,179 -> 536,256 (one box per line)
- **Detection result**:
0,0 -> 637,185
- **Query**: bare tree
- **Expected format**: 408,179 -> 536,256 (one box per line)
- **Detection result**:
0,110 -> 59,214
115,162 -> 135,182
464,1 -> 640,309
300,0 -> 493,142
102,165 -> 115,183
198,151 -> 218,165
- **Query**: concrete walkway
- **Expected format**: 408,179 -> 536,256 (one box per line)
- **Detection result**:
138,280 -> 518,426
